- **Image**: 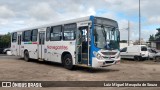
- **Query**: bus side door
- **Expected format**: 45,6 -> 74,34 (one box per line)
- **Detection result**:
17,34 -> 22,56
76,21 -> 91,66
38,31 -> 45,60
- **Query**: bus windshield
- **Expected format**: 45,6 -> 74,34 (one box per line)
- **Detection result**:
94,25 -> 119,50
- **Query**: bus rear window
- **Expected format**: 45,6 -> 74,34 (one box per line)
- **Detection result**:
12,32 -> 17,42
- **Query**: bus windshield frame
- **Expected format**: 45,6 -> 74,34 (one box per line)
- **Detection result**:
93,18 -> 120,50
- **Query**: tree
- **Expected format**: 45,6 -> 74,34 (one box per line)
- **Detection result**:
0,33 -> 11,48
149,34 -> 155,41
155,29 -> 160,41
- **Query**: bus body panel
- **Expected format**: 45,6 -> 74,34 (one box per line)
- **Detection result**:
11,42 -> 17,56
23,44 -> 38,59
11,16 -> 120,68
45,40 -> 76,64
89,16 -> 120,67
11,31 -> 21,56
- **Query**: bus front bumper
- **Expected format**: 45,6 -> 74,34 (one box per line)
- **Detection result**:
92,57 -> 120,67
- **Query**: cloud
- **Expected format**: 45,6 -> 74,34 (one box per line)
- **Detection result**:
147,16 -> 160,25
28,2 -> 60,21
0,5 -> 15,19
0,0 -> 158,41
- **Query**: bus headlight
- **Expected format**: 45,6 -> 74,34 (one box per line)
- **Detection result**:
116,53 -> 120,59
93,51 -> 103,60
97,53 -> 103,59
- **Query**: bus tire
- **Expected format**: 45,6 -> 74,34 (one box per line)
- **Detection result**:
24,51 -> 30,62
63,54 -> 74,70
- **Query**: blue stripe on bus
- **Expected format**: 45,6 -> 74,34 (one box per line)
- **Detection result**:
90,16 -> 101,66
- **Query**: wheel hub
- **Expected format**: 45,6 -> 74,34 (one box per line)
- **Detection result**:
65,58 -> 71,65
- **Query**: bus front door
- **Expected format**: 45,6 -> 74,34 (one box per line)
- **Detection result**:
76,21 -> 91,66
17,34 -> 22,56
38,32 -> 45,60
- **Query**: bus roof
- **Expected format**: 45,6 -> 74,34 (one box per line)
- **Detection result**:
12,16 -> 117,33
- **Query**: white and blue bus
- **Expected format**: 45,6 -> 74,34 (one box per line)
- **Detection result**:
11,16 -> 120,69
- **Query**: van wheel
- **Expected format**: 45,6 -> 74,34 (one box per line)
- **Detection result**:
147,56 -> 150,60
134,56 -> 141,61
24,51 -> 30,62
63,54 -> 74,70
155,57 -> 160,62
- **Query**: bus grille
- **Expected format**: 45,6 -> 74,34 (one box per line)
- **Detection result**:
101,52 -> 117,55
105,61 -> 114,63
103,56 -> 115,59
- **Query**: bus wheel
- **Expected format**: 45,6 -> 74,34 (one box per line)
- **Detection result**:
24,51 -> 30,62
63,54 -> 74,70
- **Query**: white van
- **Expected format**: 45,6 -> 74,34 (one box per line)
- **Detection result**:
120,45 -> 148,60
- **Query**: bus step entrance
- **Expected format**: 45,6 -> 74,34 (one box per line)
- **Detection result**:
81,58 -> 88,64
82,53 -> 88,58
81,53 -> 88,64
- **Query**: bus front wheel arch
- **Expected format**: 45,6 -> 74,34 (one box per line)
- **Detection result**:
61,52 -> 74,70
24,50 -> 30,62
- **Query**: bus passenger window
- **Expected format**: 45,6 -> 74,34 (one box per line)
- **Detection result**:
23,30 -> 31,42
46,27 -> 51,41
50,25 -> 62,41
63,23 -> 76,40
31,29 -> 38,42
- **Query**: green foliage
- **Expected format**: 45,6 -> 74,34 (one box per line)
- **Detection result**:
0,33 -> 11,48
155,29 -> 160,41
149,34 -> 155,41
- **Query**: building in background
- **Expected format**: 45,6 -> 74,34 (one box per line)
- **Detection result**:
154,28 -> 160,50
133,38 -> 147,45
120,40 -> 134,49
148,28 -> 160,50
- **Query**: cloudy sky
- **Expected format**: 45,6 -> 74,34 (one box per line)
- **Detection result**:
0,0 -> 159,41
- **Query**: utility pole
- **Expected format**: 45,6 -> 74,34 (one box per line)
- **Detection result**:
139,0 -> 141,45
128,21 -> 130,46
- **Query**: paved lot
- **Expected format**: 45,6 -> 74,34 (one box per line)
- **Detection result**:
0,54 -> 160,90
